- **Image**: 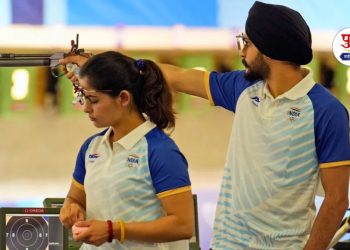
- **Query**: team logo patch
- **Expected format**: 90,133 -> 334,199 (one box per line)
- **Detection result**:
250,96 -> 261,107
127,154 -> 139,168
88,153 -> 100,159
287,107 -> 301,121
88,153 -> 100,163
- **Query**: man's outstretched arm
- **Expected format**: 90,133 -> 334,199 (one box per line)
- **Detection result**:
156,63 -> 208,99
59,56 -> 209,99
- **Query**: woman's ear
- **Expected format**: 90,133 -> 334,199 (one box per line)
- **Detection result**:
118,90 -> 132,107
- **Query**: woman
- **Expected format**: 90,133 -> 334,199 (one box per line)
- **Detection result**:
59,51 -> 194,250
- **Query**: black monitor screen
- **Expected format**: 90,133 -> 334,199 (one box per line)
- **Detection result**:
0,208 -> 67,250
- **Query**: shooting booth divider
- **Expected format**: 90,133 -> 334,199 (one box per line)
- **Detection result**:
43,198 -> 81,250
0,67 -> 38,116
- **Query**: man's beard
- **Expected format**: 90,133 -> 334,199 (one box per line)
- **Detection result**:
242,53 -> 270,82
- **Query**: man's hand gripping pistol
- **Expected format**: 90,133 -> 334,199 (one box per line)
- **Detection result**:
0,34 -> 91,77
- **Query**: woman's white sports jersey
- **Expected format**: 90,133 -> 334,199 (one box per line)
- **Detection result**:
72,121 -> 191,250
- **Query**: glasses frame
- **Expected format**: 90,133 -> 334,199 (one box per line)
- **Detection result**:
236,33 -> 250,51
72,83 -> 113,105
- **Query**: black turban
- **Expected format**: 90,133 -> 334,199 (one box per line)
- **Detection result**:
245,1 -> 313,65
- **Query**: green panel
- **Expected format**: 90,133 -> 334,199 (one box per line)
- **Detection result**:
177,54 -> 214,112
126,52 -> 158,62
27,67 -> 37,112
0,67 -> 37,117
233,54 -> 245,70
178,54 -> 215,71
334,61 -> 349,107
0,68 -> 12,116
307,56 -> 320,83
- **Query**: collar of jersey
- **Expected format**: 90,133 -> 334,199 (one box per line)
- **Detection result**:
262,68 -> 315,101
103,120 -> 156,150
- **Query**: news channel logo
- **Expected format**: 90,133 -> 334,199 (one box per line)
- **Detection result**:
333,27 -> 350,67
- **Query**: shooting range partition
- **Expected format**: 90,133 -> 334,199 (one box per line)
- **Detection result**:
0,67 -> 38,116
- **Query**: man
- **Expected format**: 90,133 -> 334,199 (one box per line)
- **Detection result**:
60,2 -> 350,249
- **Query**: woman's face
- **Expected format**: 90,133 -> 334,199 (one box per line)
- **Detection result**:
79,77 -> 123,128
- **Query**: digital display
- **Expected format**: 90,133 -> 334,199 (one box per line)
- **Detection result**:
0,208 -> 67,250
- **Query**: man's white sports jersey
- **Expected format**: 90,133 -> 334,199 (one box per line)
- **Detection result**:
72,120 -> 191,250
205,69 -> 350,250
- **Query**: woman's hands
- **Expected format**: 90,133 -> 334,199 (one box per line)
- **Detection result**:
59,182 -> 87,228
59,200 -> 85,228
72,220 -> 118,246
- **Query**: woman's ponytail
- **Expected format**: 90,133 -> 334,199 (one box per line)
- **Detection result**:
136,59 -> 175,130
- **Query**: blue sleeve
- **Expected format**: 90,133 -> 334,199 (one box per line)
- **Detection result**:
146,129 -> 191,194
72,132 -> 103,185
310,85 -> 350,164
209,70 -> 252,112
72,139 -> 89,185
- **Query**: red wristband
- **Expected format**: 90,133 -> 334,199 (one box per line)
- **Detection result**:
107,220 -> 113,243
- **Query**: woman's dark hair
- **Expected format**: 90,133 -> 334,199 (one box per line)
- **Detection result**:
79,51 -> 175,130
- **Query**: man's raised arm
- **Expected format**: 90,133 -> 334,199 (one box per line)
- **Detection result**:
59,54 -> 209,99
159,63 -> 208,99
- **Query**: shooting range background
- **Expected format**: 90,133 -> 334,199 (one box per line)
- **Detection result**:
0,1 -> 349,249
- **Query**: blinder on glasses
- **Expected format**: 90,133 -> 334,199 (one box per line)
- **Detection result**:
72,83 -> 113,105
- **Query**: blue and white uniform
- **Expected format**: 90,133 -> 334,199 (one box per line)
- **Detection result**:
72,120 -> 191,250
206,69 -> 350,250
